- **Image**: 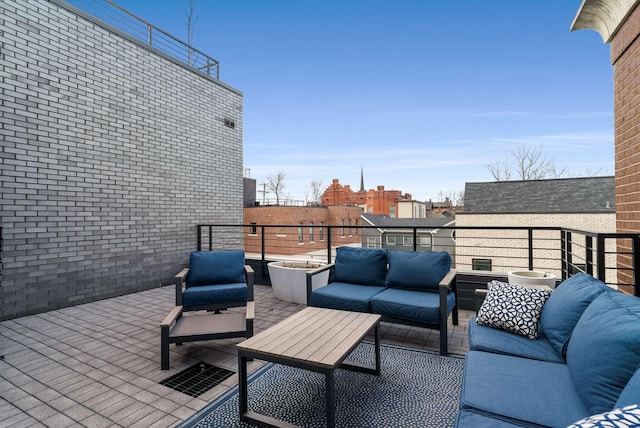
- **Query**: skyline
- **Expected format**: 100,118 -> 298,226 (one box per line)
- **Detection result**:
113,0 -> 614,202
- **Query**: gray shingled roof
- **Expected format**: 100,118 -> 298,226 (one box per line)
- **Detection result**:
464,176 -> 615,214
361,213 -> 455,228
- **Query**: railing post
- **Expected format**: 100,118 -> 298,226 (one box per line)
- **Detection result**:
327,226 -> 332,264
585,235 -> 594,276
261,226 -> 268,280
208,226 -> 213,251
413,227 -> 418,251
596,234 -> 605,283
528,229 -> 534,270
560,230 -> 567,280
197,225 -> 202,251
566,231 -> 573,277
633,235 -> 640,297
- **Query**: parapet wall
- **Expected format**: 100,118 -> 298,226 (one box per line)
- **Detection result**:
0,0 -> 244,319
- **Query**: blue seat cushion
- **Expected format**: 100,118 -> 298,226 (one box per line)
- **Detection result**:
567,291 -> 640,414
540,273 -> 610,357
454,409 -> 529,428
310,282 -> 385,313
385,251 -> 451,291
182,282 -> 248,307
370,288 -> 455,324
460,351 -> 590,427
468,318 -> 564,363
333,246 -> 388,287
188,250 -> 245,286
616,369 -> 640,408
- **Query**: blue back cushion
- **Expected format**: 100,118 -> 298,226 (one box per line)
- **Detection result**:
385,251 -> 451,291
188,250 -> 246,286
333,246 -> 388,287
540,273 -> 610,357
567,291 -> 640,414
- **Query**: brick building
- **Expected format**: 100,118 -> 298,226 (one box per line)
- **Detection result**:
321,178 -> 411,217
244,205 -> 362,256
0,0 -> 243,319
572,1 -> 640,290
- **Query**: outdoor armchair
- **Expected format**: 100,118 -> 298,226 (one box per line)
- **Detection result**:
175,250 -> 254,313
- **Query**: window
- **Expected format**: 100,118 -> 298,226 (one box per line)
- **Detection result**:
390,206 -> 396,218
249,222 -> 257,235
298,223 -> 303,243
341,220 -> 345,236
402,236 -> 413,246
354,219 -> 358,235
366,237 -> 377,248
418,235 -> 431,248
319,222 -> 324,241
348,219 -> 352,236
386,235 -> 396,245
472,258 -> 492,271
309,222 -> 314,242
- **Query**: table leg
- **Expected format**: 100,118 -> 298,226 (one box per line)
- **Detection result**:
325,370 -> 335,428
238,353 -> 249,419
374,322 -> 381,375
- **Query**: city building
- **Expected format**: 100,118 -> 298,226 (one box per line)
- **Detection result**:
243,205 -> 362,257
456,176 -> 616,280
361,213 -> 455,256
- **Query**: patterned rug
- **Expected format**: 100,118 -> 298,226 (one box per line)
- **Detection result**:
177,343 -> 465,428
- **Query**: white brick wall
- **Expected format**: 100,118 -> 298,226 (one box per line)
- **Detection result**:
0,0 -> 244,319
455,213 -> 617,283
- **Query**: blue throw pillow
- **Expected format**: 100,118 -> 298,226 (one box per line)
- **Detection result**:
567,291 -> 640,415
188,250 -> 246,286
333,246 -> 388,287
540,273 -> 610,357
385,251 -> 451,291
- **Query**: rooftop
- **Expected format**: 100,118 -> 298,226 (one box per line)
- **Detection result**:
0,284 -> 472,427
463,176 -> 616,214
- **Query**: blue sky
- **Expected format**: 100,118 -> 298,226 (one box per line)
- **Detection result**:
114,0 -> 613,202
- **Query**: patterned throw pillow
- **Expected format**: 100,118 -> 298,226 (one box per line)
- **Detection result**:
476,280 -> 552,340
566,404 -> 640,427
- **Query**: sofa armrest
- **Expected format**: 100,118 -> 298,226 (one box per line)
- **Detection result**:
244,265 -> 255,301
175,267 -> 189,306
306,263 -> 335,305
439,269 -> 457,290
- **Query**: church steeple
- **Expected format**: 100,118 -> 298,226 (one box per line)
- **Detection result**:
360,165 -> 365,192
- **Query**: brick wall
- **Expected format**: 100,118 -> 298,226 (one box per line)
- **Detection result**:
611,5 -> 640,291
321,179 -> 403,216
0,0 -> 243,319
456,213 -> 617,282
243,206 -> 362,256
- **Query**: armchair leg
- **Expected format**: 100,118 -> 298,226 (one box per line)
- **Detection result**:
440,325 -> 448,356
161,325 -> 170,370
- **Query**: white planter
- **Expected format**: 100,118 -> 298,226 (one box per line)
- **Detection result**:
508,270 -> 558,289
268,261 -> 330,305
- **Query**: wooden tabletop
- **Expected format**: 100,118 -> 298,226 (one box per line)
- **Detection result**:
237,307 -> 380,370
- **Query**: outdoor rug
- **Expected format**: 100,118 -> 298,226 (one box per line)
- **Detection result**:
177,343 -> 465,428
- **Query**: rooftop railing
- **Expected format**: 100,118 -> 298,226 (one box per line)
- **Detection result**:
196,224 -> 639,298
61,0 -> 220,78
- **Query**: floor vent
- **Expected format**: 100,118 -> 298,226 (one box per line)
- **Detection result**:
160,362 -> 234,398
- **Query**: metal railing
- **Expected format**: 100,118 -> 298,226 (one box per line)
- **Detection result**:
196,224 -> 639,296
62,0 -> 220,78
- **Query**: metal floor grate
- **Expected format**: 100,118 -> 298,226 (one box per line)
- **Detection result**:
159,362 -> 234,398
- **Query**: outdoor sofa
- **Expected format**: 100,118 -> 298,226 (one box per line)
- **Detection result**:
454,273 -> 640,427
305,246 -> 458,355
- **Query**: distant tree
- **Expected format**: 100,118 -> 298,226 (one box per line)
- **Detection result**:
183,0 -> 198,65
437,190 -> 464,207
486,145 -> 567,181
266,170 -> 286,205
305,179 -> 324,205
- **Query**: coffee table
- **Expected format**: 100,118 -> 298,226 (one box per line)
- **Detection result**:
237,307 -> 381,428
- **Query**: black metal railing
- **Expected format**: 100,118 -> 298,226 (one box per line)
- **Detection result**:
196,224 -> 640,297
60,0 -> 220,78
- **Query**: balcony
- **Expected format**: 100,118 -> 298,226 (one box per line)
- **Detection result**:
1,222 -> 637,426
